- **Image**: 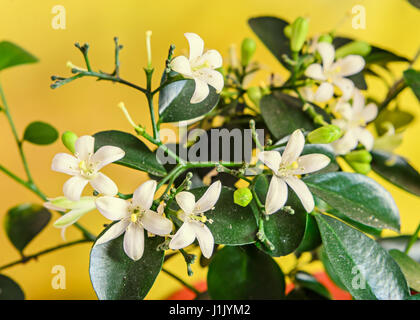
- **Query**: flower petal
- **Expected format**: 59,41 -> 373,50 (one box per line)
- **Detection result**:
169,222 -> 196,250
74,135 -> 94,161
195,68 -> 224,93
335,55 -> 365,77
185,33 -> 204,61
334,100 -> 353,121
194,180 -> 221,214
284,176 -> 314,213
313,82 -> 334,102
198,49 -> 223,69
333,77 -> 354,101
190,78 -> 209,104
258,151 -> 282,174
295,154 -> 331,175
123,223 -> 145,261
361,103 -> 378,123
91,146 -> 125,171
354,127 -> 374,151
94,219 -> 130,246
51,153 -> 79,175
265,176 -> 288,215
282,129 -> 305,165
170,56 -> 193,76
53,208 -> 88,228
90,172 -> 118,196
304,63 -> 326,80
300,86 -> 315,102
63,176 -> 88,201
95,196 -> 129,220
331,131 -> 358,155
175,191 -> 196,214
132,180 -> 157,210
190,222 -> 214,258
351,89 -> 365,116
317,42 -> 335,70
141,209 -> 173,236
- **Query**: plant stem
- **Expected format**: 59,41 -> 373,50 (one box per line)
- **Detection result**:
145,68 -> 159,139
161,267 -> 200,295
0,239 -> 92,271
405,222 -> 420,255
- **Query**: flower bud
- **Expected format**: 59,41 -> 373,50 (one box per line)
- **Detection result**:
234,187 -> 253,207
344,150 -> 372,163
61,131 -> 78,153
290,17 -> 309,52
247,86 -> 262,107
284,25 -> 292,39
347,161 -> 371,175
318,34 -> 333,44
335,41 -> 371,59
241,38 -> 257,66
307,125 -> 342,144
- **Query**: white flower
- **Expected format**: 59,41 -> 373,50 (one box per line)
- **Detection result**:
258,130 -> 330,214
331,89 -> 378,155
95,180 -> 173,261
52,135 -> 125,202
170,33 -> 224,104
169,181 -> 221,258
304,42 -> 365,102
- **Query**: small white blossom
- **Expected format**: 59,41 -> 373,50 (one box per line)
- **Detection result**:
170,33 -> 224,104
258,130 -> 330,214
95,180 -> 173,261
51,135 -> 125,202
304,42 -> 365,102
169,181 -> 221,258
331,89 -> 378,155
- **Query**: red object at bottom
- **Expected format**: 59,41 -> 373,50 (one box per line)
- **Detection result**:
166,272 -> 351,300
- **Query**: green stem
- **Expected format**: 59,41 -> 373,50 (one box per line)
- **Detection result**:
145,68 -> 159,139
0,239 -> 91,271
161,267 -> 200,295
405,222 -> 420,255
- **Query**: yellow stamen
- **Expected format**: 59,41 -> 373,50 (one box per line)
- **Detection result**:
131,213 -> 138,223
192,61 -> 210,72
290,161 -> 299,170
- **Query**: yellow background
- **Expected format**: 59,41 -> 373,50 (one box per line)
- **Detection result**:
0,0 -> 419,299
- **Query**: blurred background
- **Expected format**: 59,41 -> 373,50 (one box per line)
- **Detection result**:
0,0 -> 419,299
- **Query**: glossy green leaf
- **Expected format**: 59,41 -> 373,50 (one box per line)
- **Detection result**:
23,121 -> 58,145
378,236 -> 420,263
89,225 -> 164,300
304,172 -> 400,231
296,214 -> 322,253
319,246 -> 347,291
316,214 -> 409,300
158,78 -> 220,123
0,41 -> 38,72
406,294 -> 420,300
252,175 -> 306,256
0,275 -> 25,300
371,149 -> 420,197
294,271 -> 331,299
207,245 -> 285,299
4,203 -> 51,252
177,186 -> 258,245
260,92 -> 315,139
404,69 -> 420,101
389,249 -> 420,291
93,130 -> 166,177
374,109 -> 414,135
348,72 -> 367,90
248,16 -> 291,69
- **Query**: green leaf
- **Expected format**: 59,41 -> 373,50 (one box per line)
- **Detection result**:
0,275 -> 25,300
404,69 -> 420,102
319,246 -> 348,291
207,245 -> 285,299
348,72 -> 367,90
248,16 -> 291,69
260,92 -> 315,140
378,236 -> 420,263
4,203 -> 51,252
374,109 -> 414,135
89,225 -> 164,300
176,186 -> 258,245
158,78 -> 220,123
315,214 -> 410,300
371,149 -> 420,197
93,130 -> 166,177
304,172 -> 400,231
389,249 -> 420,291
252,175 -> 306,256
23,121 -> 58,145
296,213 -> 322,253
0,41 -> 38,72
407,294 -> 420,300
294,271 -> 331,299
408,0 -> 420,9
